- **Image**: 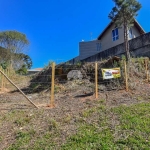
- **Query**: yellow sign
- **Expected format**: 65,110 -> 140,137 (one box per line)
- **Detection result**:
101,68 -> 121,79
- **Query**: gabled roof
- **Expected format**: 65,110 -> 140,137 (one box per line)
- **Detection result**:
97,19 -> 145,40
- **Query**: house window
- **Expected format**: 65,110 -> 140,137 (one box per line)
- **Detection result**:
96,43 -> 101,51
129,28 -> 133,39
112,28 -> 119,41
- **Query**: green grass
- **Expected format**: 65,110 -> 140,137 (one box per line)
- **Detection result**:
113,103 -> 150,149
62,102 -> 150,149
0,136 -> 2,142
61,101 -> 116,150
61,124 -> 115,150
1,101 -> 150,149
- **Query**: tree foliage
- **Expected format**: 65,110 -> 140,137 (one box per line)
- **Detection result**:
109,0 -> 142,60
16,64 -> 28,75
0,30 -> 29,54
0,46 -> 10,63
18,53 -> 33,69
0,31 -> 32,70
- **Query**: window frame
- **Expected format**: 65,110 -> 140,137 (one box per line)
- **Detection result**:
112,28 -> 119,41
129,27 -> 133,39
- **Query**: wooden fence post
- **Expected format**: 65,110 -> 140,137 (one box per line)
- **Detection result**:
50,62 -> 55,107
0,69 -> 38,108
145,59 -> 149,82
124,60 -> 128,92
7,68 -> 9,78
3,69 -> 6,90
1,67 -> 4,91
0,66 -> 2,91
95,62 -> 98,99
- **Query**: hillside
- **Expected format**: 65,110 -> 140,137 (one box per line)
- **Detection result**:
0,57 -> 150,149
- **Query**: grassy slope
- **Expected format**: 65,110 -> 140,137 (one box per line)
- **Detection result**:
62,102 -> 150,150
1,101 -> 150,150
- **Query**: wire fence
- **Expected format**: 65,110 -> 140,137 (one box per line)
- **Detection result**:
0,57 -> 149,110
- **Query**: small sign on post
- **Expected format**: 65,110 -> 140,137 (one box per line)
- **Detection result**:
101,68 -> 121,80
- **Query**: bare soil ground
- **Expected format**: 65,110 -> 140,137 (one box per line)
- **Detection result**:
0,77 -> 150,149
1,79 -> 150,111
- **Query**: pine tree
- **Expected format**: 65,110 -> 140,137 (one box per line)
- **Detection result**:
109,0 -> 142,61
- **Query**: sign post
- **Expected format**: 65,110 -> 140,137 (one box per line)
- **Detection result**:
95,62 -> 98,99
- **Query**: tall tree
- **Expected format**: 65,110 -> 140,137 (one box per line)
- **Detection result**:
0,30 -> 29,65
15,53 -> 33,70
109,0 -> 142,60
0,46 -> 10,63
15,54 -> 32,75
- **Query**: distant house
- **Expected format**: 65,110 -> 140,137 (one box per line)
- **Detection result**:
79,19 -> 145,60
27,68 -> 43,75
67,18 -> 146,64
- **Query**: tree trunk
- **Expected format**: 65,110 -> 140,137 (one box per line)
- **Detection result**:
124,23 -> 130,61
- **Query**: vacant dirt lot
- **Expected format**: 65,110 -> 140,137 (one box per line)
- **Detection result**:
0,77 -> 150,149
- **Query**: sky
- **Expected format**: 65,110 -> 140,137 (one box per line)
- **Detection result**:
0,0 -> 150,68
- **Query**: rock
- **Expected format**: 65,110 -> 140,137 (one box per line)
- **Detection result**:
67,70 -> 83,80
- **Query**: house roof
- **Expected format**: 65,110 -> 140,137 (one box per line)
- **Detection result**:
28,68 -> 43,72
97,19 -> 145,40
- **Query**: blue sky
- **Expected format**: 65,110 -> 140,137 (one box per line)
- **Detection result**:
0,0 -> 149,68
